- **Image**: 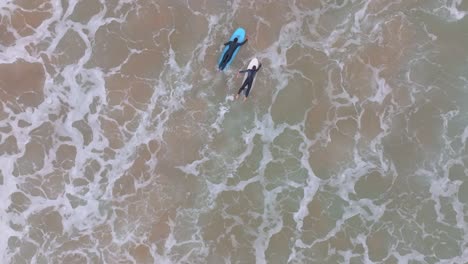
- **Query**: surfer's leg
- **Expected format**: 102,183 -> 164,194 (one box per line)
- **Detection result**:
244,81 -> 253,97
221,53 -> 228,64
221,53 -> 231,68
237,80 -> 249,96
219,53 -> 228,70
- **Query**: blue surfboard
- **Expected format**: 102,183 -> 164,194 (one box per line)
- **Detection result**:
218,27 -> 246,71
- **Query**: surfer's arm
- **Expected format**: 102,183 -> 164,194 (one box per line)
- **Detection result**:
224,41 -> 231,46
239,69 -> 248,73
239,39 -> 248,45
256,63 -> 262,71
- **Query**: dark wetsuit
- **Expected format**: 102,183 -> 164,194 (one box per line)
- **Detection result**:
237,64 -> 262,97
219,39 -> 248,70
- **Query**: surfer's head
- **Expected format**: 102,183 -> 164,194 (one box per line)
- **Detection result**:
252,66 -> 256,70
233,37 -> 238,42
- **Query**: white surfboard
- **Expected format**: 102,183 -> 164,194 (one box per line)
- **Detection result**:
242,58 -> 259,95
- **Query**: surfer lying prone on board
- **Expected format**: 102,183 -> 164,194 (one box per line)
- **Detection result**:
219,37 -> 248,70
235,63 -> 262,101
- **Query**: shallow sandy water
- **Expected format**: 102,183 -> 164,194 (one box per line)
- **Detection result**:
1,0 -> 468,263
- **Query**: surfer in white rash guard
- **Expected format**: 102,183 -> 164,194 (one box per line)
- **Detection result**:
235,62 -> 262,101
219,37 -> 248,70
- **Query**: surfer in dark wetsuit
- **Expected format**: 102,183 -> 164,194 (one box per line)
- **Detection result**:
219,37 -> 248,70
235,63 -> 262,101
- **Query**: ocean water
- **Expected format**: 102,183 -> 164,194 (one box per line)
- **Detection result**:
1,0 -> 468,263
